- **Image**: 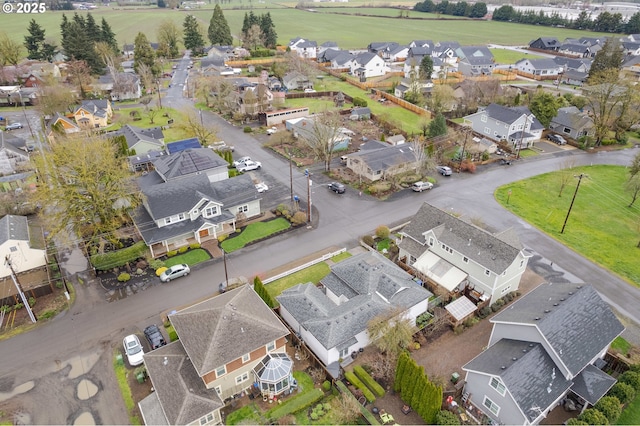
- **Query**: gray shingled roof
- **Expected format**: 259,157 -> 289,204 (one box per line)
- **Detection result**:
483,103 -> 525,125
0,215 -> 29,244
142,341 -> 223,425
169,285 -> 289,377
400,203 -> 522,274
463,339 -> 573,423
277,251 -> 431,350
154,148 -> 227,181
551,106 -> 593,130
492,283 -> 624,377
571,364 -> 616,405
519,58 -> 560,70
350,144 -> 416,173
108,124 -> 164,150
456,46 -> 493,64
511,106 -> 544,130
354,52 -> 379,67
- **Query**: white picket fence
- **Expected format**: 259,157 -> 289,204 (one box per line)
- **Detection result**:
262,248 -> 347,284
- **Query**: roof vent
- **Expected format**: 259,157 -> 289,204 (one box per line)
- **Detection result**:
568,292 -> 573,295
553,303 -> 558,307
522,349 -> 527,353
529,343 -> 534,347
534,317 -> 540,320
468,239 -> 471,246
544,310 -> 550,313
560,298 -> 565,301
163,357 -> 168,366
241,327 -> 245,333
512,357 -> 517,361
501,366 -> 506,370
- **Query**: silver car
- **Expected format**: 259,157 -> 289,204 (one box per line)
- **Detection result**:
159,264 -> 190,282
436,166 -> 452,176
123,334 -> 144,366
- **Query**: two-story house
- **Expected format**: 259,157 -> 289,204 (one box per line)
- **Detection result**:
131,148 -> 261,257
277,251 -> 432,378
0,215 -> 47,279
398,202 -> 531,304
463,103 -> 543,150
462,283 -> 624,425
73,100 -> 113,129
528,37 -> 560,52
350,52 -> 388,79
455,46 -> 495,77
288,37 -> 317,59
549,106 -> 594,140
139,285 -> 291,425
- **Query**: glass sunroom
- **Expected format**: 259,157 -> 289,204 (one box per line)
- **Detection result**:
253,352 -> 294,397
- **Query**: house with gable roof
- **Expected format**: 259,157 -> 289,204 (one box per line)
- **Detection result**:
463,103 -> 542,149
398,203 -> 531,304
462,283 -> 624,425
514,58 -> 561,79
131,148 -> 261,257
344,140 -> 419,182
289,37 -> 317,59
549,106 -> 594,140
277,251 -> 432,377
350,52 -> 388,79
73,99 -> 113,129
47,113 -> 81,138
139,285 -> 291,425
456,46 -> 495,76
528,37 -> 560,51
0,215 -> 47,279
622,55 -> 640,80
0,133 -> 29,174
107,124 -> 164,155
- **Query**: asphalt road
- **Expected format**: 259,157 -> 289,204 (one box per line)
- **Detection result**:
0,53 -> 639,423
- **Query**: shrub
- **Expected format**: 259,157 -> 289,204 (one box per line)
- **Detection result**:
0,305 -> 10,313
189,243 -> 201,249
90,241 -> 147,271
156,267 -> 168,276
353,97 -> 368,107
594,396 -> 621,424
566,419 -> 589,425
117,273 -> 131,282
55,281 -> 64,289
353,365 -> 385,397
436,410 -> 460,425
40,310 -> 56,319
310,412 -> 318,420
165,323 -> 178,341
167,250 -> 177,258
608,382 -> 635,405
362,235 -> 375,247
375,225 -> 390,239
150,259 -> 165,271
243,126 -> 252,133
291,211 -> 307,225
178,246 -> 188,254
619,371 -> 640,391
453,324 -> 465,335
460,159 -> 476,173
14,303 -> 23,310
478,306 -> 492,318
267,388 -> 323,419
218,234 -> 228,243
578,408 -> 608,425
28,297 -> 36,307
344,371 -> 375,403
322,380 -> 331,392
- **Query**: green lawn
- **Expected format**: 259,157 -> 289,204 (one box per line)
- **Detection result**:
110,106 -> 195,142
496,165 -> 640,286
331,251 -> 352,262
164,249 -> 211,267
226,404 -> 263,425
611,336 -> 632,356
221,218 -> 291,252
617,395 -> 640,425
489,48 -> 547,65
265,263 -> 331,300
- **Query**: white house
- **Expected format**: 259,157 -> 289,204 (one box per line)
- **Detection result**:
0,215 -> 46,278
350,52 -> 388,79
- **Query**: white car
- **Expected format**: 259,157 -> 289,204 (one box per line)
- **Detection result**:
233,156 -> 252,167
411,181 -> 433,192
159,264 -> 190,282
123,334 -> 144,366
266,127 -> 277,135
209,141 -> 235,152
237,160 -> 262,172
255,182 -> 269,193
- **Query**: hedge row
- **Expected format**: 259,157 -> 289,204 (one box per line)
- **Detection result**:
336,381 -> 380,425
354,365 -> 385,397
91,241 -> 147,271
345,371 -> 376,403
267,388 -> 323,419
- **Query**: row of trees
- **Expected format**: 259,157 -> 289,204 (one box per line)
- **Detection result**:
394,351 -> 443,424
492,6 -> 640,34
60,13 -> 119,74
241,11 -> 278,50
414,0 -> 488,18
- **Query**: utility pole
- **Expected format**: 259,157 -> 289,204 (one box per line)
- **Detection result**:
289,150 -> 294,203
156,80 -> 163,109
459,126 -> 470,172
5,255 -> 37,323
305,169 -> 312,223
561,174 -> 587,234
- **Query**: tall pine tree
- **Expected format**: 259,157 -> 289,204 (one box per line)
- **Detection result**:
24,19 -> 46,60
183,14 -> 205,54
100,17 -> 119,53
208,4 -> 232,46
259,13 -> 277,49
133,32 -> 160,76
394,351 -> 409,393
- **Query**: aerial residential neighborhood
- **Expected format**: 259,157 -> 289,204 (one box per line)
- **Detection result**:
0,1 -> 640,425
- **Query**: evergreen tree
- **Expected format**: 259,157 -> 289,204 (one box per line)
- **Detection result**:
24,19 -> 46,60
183,14 -> 205,54
208,4 -> 233,46
394,351 -> 409,392
589,37 -> 624,77
133,32 -> 160,76
72,12 -> 86,29
259,13 -> 277,49
420,55 -> 433,80
627,12 -> 640,34
100,18 -> 119,53
410,367 -> 426,409
241,11 -> 259,40
529,91 -> 561,128
40,42 -> 58,62
400,358 -> 417,402
427,113 -> 447,137
84,13 -> 100,44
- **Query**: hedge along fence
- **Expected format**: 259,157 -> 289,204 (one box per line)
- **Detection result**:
336,381 -> 380,425
266,388 -> 323,420
345,371 -> 376,403
354,365 -> 385,397
91,241 -> 148,271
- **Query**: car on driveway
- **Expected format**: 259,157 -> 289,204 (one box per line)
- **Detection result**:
143,325 -> 166,350
5,123 -> 23,131
237,160 -> 261,172
233,156 -> 252,167
436,166 -> 452,176
548,134 -> 567,145
411,181 -> 433,192
159,264 -> 190,282
328,182 -> 345,194
255,182 -> 269,193
123,334 -> 144,366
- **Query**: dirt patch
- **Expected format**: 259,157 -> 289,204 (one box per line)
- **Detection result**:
0,285 -> 71,338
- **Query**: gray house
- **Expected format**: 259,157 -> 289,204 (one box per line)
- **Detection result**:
131,148 -> 261,257
398,202 -> 531,304
455,46 -> 495,76
344,141 -> 418,182
528,37 -> 560,51
549,106 -> 594,140
463,283 -> 623,425
514,58 -> 561,78
107,124 -> 164,155
463,103 -> 542,149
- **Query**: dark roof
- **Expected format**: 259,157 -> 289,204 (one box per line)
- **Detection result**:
530,37 -> 560,48
464,339 -> 573,423
0,215 -> 29,244
492,283 -> 624,376
154,148 -> 227,182
551,106 -> 593,130
560,43 -> 589,54
142,341 -> 223,425
456,46 -> 494,65
351,143 -> 416,173
107,124 -> 164,150
511,106 -> 544,130
571,364 -> 616,405
517,58 -> 559,70
480,103 -> 524,125
354,52 -> 379,66
166,138 -> 202,154
169,285 -> 289,377
553,56 -> 591,71
399,203 -> 522,274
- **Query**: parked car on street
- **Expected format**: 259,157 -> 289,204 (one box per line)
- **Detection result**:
237,160 -> 262,172
209,141 -> 235,152
328,182 -> 346,194
143,325 -> 166,350
411,181 -> 433,192
233,156 -> 252,167
5,123 -> 23,131
548,134 -> 567,145
123,334 -> 144,366
436,166 -> 452,176
159,264 -> 190,282
499,158 -> 512,165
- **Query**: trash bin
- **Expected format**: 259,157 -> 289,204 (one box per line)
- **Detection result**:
451,372 -> 460,384
136,372 -> 146,384
115,354 -> 124,366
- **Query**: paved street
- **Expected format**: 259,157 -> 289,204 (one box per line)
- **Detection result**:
0,53 -> 638,424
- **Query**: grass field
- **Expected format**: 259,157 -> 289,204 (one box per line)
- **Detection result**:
2,4 -> 613,52
496,165 -> 640,286
220,218 -> 291,252
489,48 -> 547,65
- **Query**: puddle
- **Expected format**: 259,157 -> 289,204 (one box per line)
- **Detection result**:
0,380 -> 34,403
77,379 -> 98,400
73,411 -> 96,425
66,353 -> 101,379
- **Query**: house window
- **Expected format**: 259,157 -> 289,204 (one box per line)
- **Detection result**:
463,256 -> 468,263
164,213 -> 185,225
339,347 -> 349,358
428,237 -> 434,246
242,353 -> 250,363
501,285 -> 511,294
441,244 -> 453,254
215,386 -> 222,395
483,396 -> 500,415
481,115 -> 487,123
215,365 -> 226,378
238,205 -> 248,213
267,341 -> 276,352
9,246 -> 17,252
520,259 -> 524,268
199,413 -> 214,425
409,256 -> 416,264
485,269 -> 491,276
484,127 -> 490,134
236,372 -> 249,385
490,377 -> 506,396
204,206 -> 218,217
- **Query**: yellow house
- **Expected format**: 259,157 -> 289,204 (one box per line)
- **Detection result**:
73,100 -> 113,129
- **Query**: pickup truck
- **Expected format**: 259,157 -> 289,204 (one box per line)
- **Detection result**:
209,141 -> 235,152
237,160 -> 262,172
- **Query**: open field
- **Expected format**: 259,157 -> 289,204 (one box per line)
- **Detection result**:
2,4 -> 613,51
489,48 -> 547,64
495,165 -> 640,287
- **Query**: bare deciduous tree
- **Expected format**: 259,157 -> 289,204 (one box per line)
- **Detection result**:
626,174 -> 640,207
367,307 -> 417,356
335,392 -> 362,424
558,158 -> 577,197
180,112 -> 218,146
298,111 -> 343,172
